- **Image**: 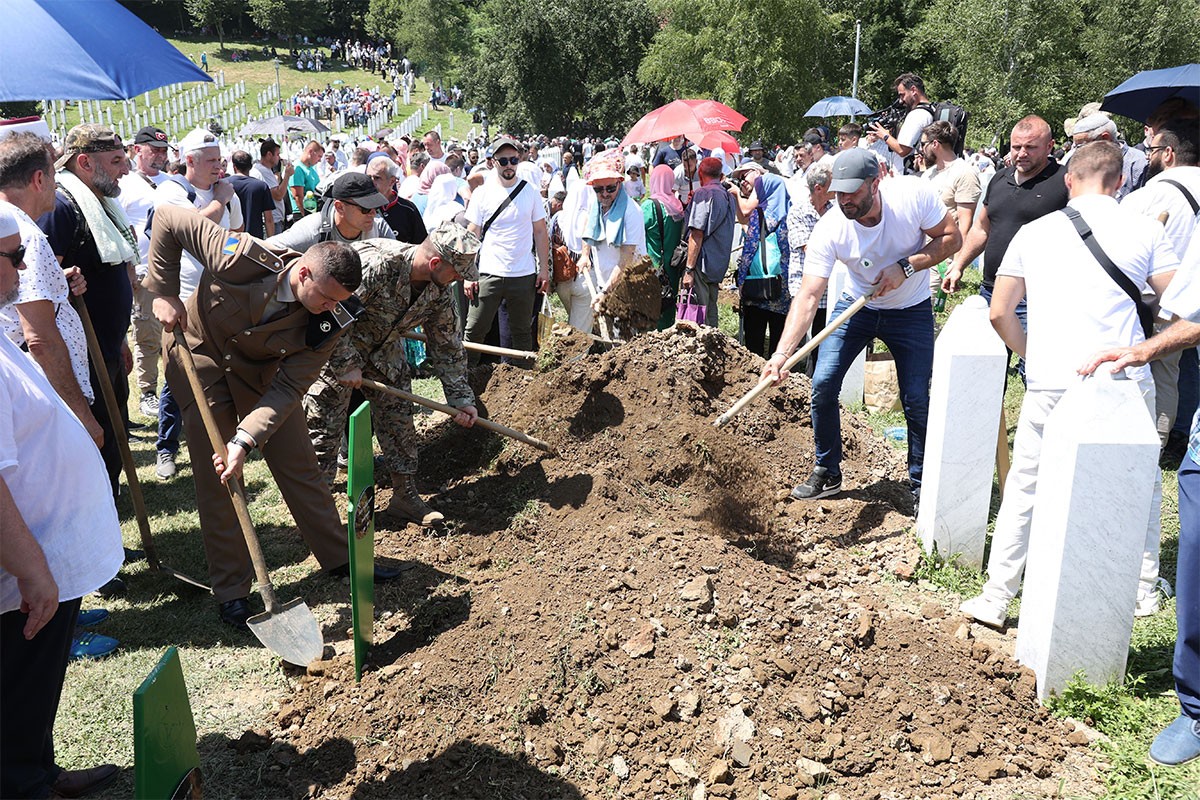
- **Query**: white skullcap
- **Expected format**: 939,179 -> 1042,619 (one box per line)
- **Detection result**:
0,204 -> 20,238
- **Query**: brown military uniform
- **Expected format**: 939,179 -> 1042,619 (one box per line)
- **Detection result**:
144,205 -> 351,602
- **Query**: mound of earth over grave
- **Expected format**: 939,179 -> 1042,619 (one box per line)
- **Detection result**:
241,327 -> 1092,799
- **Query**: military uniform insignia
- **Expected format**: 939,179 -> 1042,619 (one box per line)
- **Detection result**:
222,235 -> 239,256
307,294 -> 366,348
244,240 -> 284,273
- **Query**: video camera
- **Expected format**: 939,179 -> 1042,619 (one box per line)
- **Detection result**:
866,99 -> 907,133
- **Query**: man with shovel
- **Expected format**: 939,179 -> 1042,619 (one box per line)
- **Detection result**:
306,221 -> 481,526
146,205 -> 404,631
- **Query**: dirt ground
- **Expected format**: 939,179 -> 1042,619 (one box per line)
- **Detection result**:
234,326 -> 1103,799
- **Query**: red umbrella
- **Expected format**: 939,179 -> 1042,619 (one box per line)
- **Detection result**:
621,99 -> 748,147
694,130 -> 740,154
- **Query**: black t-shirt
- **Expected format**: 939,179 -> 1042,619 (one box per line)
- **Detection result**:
380,196 -> 427,244
228,174 -> 275,238
38,191 -> 133,363
981,160 -> 1069,287
652,144 -> 683,169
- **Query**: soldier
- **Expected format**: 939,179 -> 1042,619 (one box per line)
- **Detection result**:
305,221 -> 481,526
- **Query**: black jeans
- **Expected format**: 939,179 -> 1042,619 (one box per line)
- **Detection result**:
741,304 -> 788,359
1,596 -> 82,799
88,357 -> 127,498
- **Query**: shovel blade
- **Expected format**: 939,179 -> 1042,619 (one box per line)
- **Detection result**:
247,597 -> 324,667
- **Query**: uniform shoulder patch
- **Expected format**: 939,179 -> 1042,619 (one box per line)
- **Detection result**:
243,239 -> 285,273
222,235 -> 239,256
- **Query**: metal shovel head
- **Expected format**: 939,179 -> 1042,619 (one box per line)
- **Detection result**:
247,597 -> 324,667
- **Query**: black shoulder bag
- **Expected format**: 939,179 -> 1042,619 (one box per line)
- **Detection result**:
1061,207 -> 1155,340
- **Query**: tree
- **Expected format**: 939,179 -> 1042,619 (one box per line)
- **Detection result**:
638,0 -> 843,144
247,0 -> 329,38
365,0 -> 475,83
184,0 -> 241,50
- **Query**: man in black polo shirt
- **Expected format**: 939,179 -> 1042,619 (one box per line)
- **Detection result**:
943,115 -> 1069,320
227,150 -> 275,238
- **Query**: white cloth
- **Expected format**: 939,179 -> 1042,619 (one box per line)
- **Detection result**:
0,203 -> 92,402
805,176 -> 947,310
555,274 -> 594,332
673,164 -> 699,204
588,195 -> 647,288
118,170 -> 168,271
785,170 -> 811,209
1122,165 -> 1200,259
251,161 -> 284,224
1161,227 -> 1200,323
997,194 -> 1179,391
154,177 -> 244,301
897,107 -> 934,151
422,173 -> 464,229
466,179 -> 546,277
54,170 -> 136,265
0,334 -> 123,613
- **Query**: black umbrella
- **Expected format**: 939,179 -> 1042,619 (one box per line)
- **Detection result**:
1101,64 -> 1200,123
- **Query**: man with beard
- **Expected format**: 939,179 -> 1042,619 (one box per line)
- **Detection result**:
37,124 -> 136,497
869,73 -> 934,170
760,149 -> 961,507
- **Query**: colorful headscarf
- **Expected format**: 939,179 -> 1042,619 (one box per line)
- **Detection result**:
649,164 -> 683,221
419,160 -> 450,193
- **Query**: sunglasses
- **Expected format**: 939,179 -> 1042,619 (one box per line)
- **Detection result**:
593,184 -> 620,195
0,244 -> 25,265
496,156 -> 520,167
342,201 -> 375,213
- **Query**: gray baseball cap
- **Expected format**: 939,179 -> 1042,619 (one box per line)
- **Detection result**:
828,148 -> 880,193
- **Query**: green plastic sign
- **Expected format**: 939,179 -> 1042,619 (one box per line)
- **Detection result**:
133,646 -> 201,799
347,400 -> 376,681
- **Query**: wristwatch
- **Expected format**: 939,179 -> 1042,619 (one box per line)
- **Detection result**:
898,257 -> 915,278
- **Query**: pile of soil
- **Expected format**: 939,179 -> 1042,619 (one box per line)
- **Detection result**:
597,256 -> 664,335
238,327 -> 1094,799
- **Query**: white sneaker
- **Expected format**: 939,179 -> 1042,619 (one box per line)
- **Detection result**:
1136,577 -> 1173,617
960,594 -> 1007,628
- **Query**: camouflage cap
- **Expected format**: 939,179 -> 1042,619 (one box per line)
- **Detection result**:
429,220 -> 481,281
55,123 -> 123,170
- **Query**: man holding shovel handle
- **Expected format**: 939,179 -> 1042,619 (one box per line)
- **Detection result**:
758,149 -> 961,508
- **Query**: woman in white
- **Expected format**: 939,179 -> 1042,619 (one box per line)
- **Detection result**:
578,149 -> 646,318
552,179 -> 593,331
422,173 -> 465,229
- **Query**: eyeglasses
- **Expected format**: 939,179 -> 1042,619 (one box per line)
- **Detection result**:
341,201 -> 375,213
593,184 -> 620,195
1145,144 -> 1170,154
496,156 -> 520,167
0,244 -> 25,265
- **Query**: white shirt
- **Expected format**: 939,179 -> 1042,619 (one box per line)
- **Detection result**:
805,176 -> 948,310
1122,165 -> 1200,259
0,334 -> 123,613
998,194 -> 1179,391
897,107 -> 934,151
587,194 -> 647,287
155,177 -> 244,301
118,169 -> 168,271
466,179 -> 546,277
0,203 -> 92,402
1161,229 -> 1200,322
251,161 -> 284,224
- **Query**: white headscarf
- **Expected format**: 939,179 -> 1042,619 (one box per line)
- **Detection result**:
558,178 -> 591,253
422,173 -> 462,229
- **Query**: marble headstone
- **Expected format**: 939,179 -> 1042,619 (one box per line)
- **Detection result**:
916,296 -> 1007,568
1015,372 -> 1159,700
826,262 -> 865,406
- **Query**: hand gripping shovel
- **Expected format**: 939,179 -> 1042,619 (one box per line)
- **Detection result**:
714,292 -> 874,427
70,296 -> 209,591
172,328 -> 323,667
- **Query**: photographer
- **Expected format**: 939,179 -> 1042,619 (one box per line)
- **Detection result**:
869,73 -> 933,171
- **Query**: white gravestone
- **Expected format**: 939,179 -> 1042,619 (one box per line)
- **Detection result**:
825,262 -> 865,406
916,295 -> 1007,568
1015,372 -> 1159,701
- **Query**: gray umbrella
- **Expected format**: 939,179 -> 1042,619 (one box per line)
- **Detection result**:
239,115 -> 330,138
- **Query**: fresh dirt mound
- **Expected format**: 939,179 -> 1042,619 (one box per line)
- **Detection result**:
597,256 -> 664,335
240,327 -> 1093,799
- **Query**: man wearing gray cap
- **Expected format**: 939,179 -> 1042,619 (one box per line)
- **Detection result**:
1071,112 -> 1147,199
761,148 -> 961,507
267,171 -> 396,252
306,221 -> 480,526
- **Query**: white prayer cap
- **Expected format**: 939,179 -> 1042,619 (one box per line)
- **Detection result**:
0,116 -> 52,143
0,204 -> 19,238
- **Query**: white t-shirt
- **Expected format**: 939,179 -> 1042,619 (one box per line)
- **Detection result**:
155,177 -> 244,301
1122,165 -> 1200,259
466,179 -> 546,277
997,194 -> 1179,391
589,195 -> 647,287
1161,230 -> 1200,322
0,334 -> 123,613
897,107 -> 934,151
0,203 -> 93,402
674,164 -> 699,204
251,161 -> 284,224
118,170 -> 168,271
805,176 -> 947,310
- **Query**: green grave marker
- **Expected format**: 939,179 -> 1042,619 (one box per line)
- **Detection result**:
133,646 -> 201,799
347,400 -> 376,680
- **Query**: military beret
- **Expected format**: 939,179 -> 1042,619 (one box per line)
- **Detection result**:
429,220 -> 481,281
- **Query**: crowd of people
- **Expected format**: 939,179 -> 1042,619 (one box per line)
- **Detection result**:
286,84 -> 391,127
1,68 -> 1198,797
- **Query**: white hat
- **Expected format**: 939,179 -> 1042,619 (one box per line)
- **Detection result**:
0,116 -> 52,143
0,204 -> 19,238
178,128 -> 220,156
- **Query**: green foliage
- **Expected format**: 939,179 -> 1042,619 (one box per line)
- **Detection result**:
247,0 -> 330,38
184,0 -> 241,49
366,0 -> 475,82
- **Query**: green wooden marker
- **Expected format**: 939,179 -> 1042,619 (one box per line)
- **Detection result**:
133,647 -> 201,799
347,400 -> 376,681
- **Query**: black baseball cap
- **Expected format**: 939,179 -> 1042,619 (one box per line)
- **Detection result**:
134,126 -> 170,148
330,172 -> 390,209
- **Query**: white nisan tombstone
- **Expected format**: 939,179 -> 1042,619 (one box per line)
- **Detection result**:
825,262 -> 865,406
916,295 -> 1007,568
1015,372 -> 1159,700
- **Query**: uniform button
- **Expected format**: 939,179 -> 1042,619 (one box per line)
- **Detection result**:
243,330 -> 251,336
279,348 -> 287,354
259,253 -> 268,262
225,367 -> 232,372
224,354 -> 232,361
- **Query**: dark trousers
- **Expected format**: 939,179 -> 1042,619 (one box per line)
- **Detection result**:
1,596 -> 82,799
156,380 -> 183,455
1175,456 -> 1200,721
1173,348 -> 1199,437
741,305 -> 787,359
88,357 -> 126,498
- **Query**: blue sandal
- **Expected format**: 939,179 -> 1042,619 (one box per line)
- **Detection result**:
77,608 -> 109,627
69,632 -> 119,661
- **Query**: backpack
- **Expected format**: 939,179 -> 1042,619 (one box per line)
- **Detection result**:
143,175 -> 197,236
918,101 -> 969,157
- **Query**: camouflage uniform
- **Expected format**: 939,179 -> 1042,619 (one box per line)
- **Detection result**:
305,224 -> 480,483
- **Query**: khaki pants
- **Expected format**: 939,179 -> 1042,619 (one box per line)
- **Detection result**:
130,280 -> 162,397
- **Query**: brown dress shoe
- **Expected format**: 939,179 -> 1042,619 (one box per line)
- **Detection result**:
51,763 -> 119,798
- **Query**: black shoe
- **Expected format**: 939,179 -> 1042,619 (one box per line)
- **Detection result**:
327,562 -> 406,581
124,547 -> 145,563
96,576 -> 127,598
790,467 -> 842,500
219,598 -> 252,631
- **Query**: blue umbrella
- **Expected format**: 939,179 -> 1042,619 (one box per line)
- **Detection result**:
804,96 -> 873,117
1101,64 -> 1200,123
0,0 -> 211,101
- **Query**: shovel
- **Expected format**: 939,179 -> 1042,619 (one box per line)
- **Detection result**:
401,330 -> 537,362
714,292 -> 874,427
172,328 -> 323,667
70,296 -> 209,591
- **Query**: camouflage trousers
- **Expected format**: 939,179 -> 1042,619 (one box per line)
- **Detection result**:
304,362 -> 419,485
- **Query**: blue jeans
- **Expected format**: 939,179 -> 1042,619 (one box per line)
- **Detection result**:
157,381 -> 182,456
979,282 -> 1027,383
812,295 -> 935,490
1175,455 -> 1200,721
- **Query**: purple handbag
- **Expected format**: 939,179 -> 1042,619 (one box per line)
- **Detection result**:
677,286 -> 706,325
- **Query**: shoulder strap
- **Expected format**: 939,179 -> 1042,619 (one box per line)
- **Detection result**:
54,185 -> 89,267
1061,207 -> 1154,340
1161,178 -> 1200,215
480,179 -> 527,240
653,199 -> 666,257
